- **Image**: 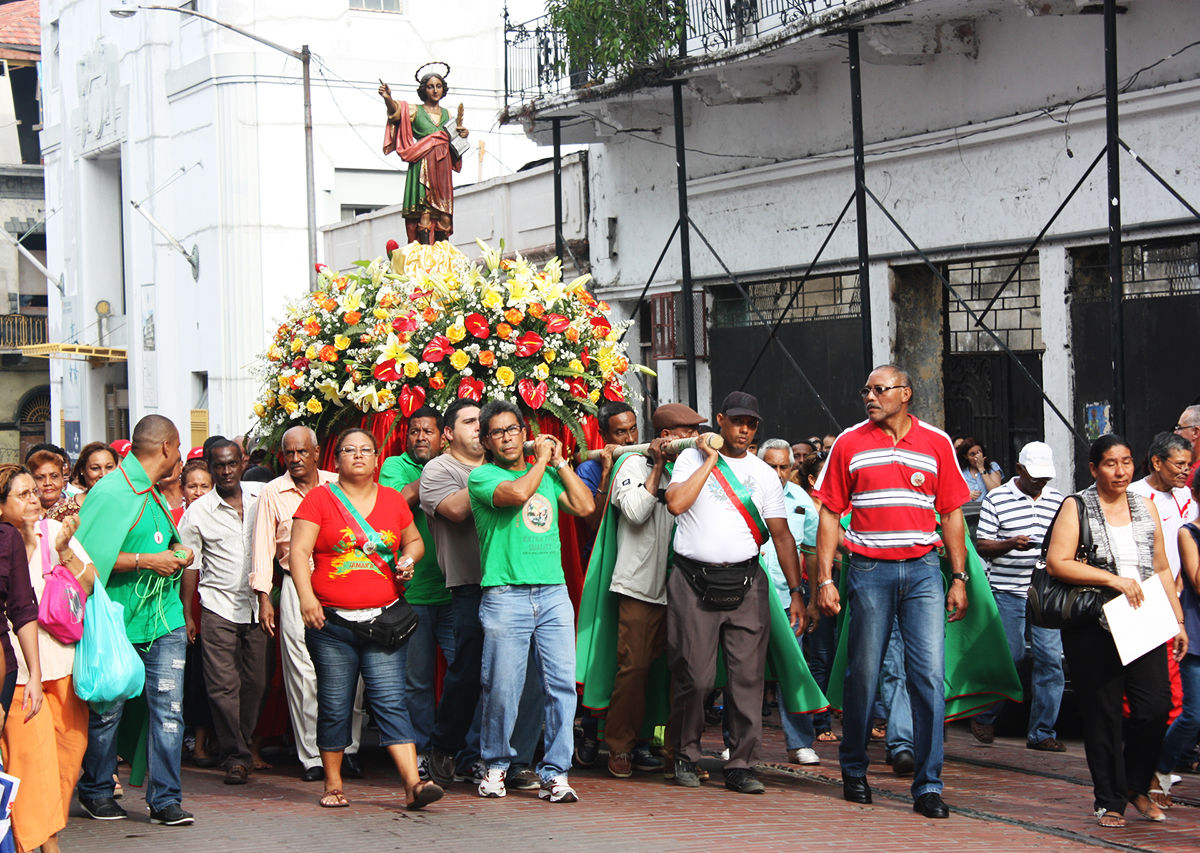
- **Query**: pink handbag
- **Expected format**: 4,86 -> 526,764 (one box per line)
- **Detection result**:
36,520 -> 87,644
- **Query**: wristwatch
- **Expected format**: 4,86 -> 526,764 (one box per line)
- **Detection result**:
951,571 -> 969,583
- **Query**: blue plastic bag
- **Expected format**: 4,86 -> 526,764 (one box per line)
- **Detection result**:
73,581 -> 145,713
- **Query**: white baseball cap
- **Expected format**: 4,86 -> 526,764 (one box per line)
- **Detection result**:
1018,441 -> 1056,479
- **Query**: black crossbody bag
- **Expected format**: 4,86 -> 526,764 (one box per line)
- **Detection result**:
1027,494 -> 1118,629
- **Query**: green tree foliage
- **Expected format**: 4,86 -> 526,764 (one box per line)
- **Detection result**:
547,0 -> 688,82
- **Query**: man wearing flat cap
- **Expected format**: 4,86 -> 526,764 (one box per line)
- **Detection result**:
664,391 -> 809,795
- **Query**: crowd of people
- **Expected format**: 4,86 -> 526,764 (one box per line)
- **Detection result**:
0,376 -> 1196,845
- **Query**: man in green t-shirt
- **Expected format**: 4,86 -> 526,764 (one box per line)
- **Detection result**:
468,400 -> 594,803
379,405 -> 453,769
75,415 -> 197,826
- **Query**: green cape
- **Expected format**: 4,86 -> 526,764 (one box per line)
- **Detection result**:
824,519 -> 1023,720
576,452 -> 828,723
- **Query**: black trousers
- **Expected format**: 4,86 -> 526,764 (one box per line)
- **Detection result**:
1061,622 -> 1170,814
431,584 -> 484,756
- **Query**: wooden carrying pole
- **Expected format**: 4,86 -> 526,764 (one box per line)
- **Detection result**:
522,432 -> 723,461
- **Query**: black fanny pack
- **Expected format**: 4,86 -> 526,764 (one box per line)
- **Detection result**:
324,599 -> 418,651
674,554 -> 758,611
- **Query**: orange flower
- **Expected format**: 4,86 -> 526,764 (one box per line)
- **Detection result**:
319,345 -> 338,362
500,259 -> 513,270
478,350 -> 496,367
422,306 -> 439,323
344,311 -> 362,325
598,301 -> 611,312
321,297 -> 338,312
496,322 -> 513,340
334,277 -> 348,291
430,370 -> 446,390
565,327 -> 580,344
360,334 -> 372,343
616,356 -> 629,374
527,303 -> 545,319
504,308 -> 524,325
303,320 -> 320,336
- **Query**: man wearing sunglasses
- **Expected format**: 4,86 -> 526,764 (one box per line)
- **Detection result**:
468,401 -> 594,803
812,365 -> 970,820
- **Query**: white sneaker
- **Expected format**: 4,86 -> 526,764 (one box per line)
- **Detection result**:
537,775 -> 579,803
788,747 -> 820,765
719,748 -> 730,760
477,767 -> 506,798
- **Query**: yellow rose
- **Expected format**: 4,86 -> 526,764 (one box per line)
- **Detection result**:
282,397 -> 299,414
253,403 -> 267,418
334,334 -> 351,351
568,359 -> 585,374
265,391 -> 276,407
543,349 -> 556,363
450,349 -> 470,371
376,389 -> 395,410
305,344 -> 319,360
373,308 -> 388,320
588,390 -> 600,404
290,337 -> 303,353
534,363 -> 549,381
482,288 -> 502,310
447,324 -> 467,344
267,344 -> 283,361
306,398 -> 323,414
404,359 -> 420,378
277,376 -> 291,390
496,366 -> 515,386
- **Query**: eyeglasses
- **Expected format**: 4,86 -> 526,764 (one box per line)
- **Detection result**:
859,384 -> 908,398
487,424 -> 524,440
339,446 -> 376,457
8,488 -> 38,502
1175,424 -> 1199,434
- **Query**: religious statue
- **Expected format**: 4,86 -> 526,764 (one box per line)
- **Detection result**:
379,62 -> 469,245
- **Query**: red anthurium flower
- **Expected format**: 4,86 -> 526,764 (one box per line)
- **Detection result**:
465,312 -> 490,339
422,335 -> 453,362
373,359 -> 401,382
518,378 -> 549,409
590,316 -> 612,333
399,384 -> 426,418
515,331 -> 544,357
543,314 -> 571,333
457,377 -> 484,401
392,314 -> 418,333
603,380 -> 625,402
385,239 -> 399,255
581,346 -> 590,368
565,377 -> 588,398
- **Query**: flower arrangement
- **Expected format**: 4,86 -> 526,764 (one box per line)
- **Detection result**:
252,240 -> 637,448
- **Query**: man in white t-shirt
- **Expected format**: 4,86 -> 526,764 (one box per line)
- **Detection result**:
664,391 -> 808,795
1129,432 -> 1197,579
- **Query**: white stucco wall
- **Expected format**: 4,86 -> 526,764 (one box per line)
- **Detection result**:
41,0 -> 545,447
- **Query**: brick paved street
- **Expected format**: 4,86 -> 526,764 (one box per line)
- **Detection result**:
58,711 -> 1199,853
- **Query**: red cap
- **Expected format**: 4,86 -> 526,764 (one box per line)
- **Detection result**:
187,446 -> 205,461
110,439 -> 132,458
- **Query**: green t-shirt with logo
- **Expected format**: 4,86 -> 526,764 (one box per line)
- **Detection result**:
468,463 -> 566,586
379,452 -> 450,606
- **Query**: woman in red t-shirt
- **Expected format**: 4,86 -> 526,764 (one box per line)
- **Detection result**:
290,428 -> 440,811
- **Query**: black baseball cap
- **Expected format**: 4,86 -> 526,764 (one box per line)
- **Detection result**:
719,391 -> 761,421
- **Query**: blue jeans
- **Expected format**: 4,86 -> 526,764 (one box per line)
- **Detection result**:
1159,654 -> 1200,774
406,603 -> 456,753
839,551 -> 945,798
806,581 -> 839,734
781,628 -> 815,750
480,584 -> 575,781
305,618 -> 413,749
880,618 -> 914,754
77,626 -> 187,811
975,590 -> 1064,742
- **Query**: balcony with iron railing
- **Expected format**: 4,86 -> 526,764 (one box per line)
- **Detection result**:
504,0 -> 863,108
0,313 -> 47,350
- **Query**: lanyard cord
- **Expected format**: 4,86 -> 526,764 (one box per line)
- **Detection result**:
131,566 -> 174,648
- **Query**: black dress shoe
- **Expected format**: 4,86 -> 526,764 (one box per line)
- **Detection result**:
913,792 -> 950,819
301,765 -> 324,782
891,749 -> 915,777
842,775 -> 872,804
343,753 -> 363,779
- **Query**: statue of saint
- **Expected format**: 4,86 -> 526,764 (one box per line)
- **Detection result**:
379,64 -> 469,244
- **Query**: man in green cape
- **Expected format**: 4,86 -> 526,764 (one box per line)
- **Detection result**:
74,415 -> 197,826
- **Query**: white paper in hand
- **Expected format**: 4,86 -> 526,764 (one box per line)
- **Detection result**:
1102,573 -> 1179,666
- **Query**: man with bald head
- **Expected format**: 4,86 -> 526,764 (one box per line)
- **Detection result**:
1175,404 -> 1200,487
250,426 -> 363,780
75,415 -> 198,825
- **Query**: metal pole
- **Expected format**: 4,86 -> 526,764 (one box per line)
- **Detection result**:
302,45 -> 318,291
848,29 -> 873,371
1104,0 -> 1125,435
552,118 -> 565,262
672,81 -> 698,411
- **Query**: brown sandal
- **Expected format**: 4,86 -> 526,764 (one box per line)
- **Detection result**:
319,788 -> 350,808
816,730 -> 840,743
406,780 -> 444,811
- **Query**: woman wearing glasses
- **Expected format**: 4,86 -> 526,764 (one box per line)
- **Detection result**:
0,464 -> 88,853
290,428 -> 442,811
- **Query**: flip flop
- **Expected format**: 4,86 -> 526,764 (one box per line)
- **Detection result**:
1095,809 -> 1125,828
406,781 -> 444,811
319,788 -> 350,808
816,730 -> 840,743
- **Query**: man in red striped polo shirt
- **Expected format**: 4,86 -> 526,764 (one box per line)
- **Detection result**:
812,364 -> 970,820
